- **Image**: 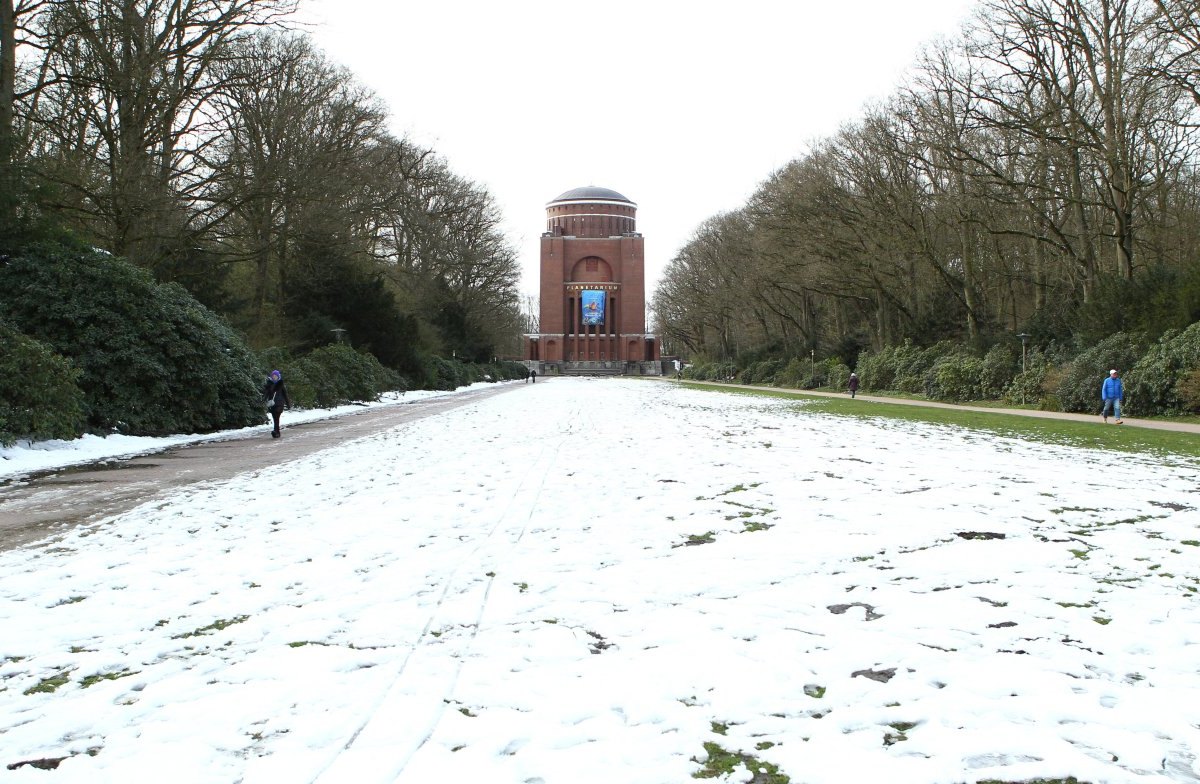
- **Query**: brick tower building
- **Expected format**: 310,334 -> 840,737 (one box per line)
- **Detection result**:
524,186 -> 660,373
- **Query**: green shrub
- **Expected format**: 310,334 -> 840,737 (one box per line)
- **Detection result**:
822,359 -> 852,391
493,360 -> 529,381
854,345 -> 899,391
856,340 -> 958,393
0,242 -> 263,435
775,358 -> 807,388
979,344 -> 1018,398
682,361 -> 734,382
1054,332 -> 1148,414
0,324 -> 85,446
1124,322 -> 1200,415
289,344 -> 401,408
1003,349 -> 1048,406
928,354 -> 983,401
743,358 -> 784,386
427,356 -> 468,390
1176,369 -> 1200,413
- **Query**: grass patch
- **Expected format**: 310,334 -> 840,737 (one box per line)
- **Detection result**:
172,615 -> 250,639
679,382 -> 1200,461
80,670 -> 136,688
678,531 -> 717,547
23,671 -> 71,695
693,741 -> 789,782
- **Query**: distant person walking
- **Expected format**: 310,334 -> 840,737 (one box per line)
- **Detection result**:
263,369 -> 291,438
530,369 -> 537,384
1101,369 -> 1124,424
848,373 -> 859,399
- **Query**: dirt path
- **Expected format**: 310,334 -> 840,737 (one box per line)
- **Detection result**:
674,379 -> 1200,434
0,383 -> 525,553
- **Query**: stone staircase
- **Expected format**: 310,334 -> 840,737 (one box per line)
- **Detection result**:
558,362 -> 625,376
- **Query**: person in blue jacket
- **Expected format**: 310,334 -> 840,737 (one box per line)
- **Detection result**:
1101,368 -> 1124,424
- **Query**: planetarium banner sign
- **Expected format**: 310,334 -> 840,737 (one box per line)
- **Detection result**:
581,290 -> 605,326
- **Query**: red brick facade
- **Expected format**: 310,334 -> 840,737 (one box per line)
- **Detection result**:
525,187 -> 659,368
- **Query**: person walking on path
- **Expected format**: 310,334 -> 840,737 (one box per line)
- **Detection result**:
530,369 -> 537,384
263,369 -> 292,438
848,373 -> 859,399
1101,369 -> 1124,424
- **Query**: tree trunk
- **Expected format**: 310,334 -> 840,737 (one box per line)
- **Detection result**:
0,0 -> 16,231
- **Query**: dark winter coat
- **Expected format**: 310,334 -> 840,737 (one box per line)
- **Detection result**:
848,375 -> 859,392
263,378 -> 291,413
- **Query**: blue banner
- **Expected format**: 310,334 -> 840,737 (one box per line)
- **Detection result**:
581,290 -> 605,326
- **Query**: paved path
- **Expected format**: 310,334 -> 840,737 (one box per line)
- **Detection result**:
0,383 -> 525,553
673,379 -> 1200,434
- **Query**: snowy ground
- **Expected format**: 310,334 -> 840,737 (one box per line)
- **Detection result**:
2,378 -> 1199,784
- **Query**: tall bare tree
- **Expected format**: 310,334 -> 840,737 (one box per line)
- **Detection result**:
25,0 -> 295,262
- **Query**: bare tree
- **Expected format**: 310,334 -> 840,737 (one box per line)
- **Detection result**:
207,32 -> 386,327
0,0 -> 50,231
24,0 -> 296,262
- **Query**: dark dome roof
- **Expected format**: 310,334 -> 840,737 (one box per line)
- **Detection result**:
549,186 -> 633,204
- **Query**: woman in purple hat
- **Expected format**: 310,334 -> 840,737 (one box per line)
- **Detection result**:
262,369 -> 292,438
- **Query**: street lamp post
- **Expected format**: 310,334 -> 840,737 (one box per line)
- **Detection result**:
1016,333 -> 1031,405
1017,333 -> 1030,374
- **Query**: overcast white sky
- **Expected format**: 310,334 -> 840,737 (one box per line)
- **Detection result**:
297,0 -> 978,301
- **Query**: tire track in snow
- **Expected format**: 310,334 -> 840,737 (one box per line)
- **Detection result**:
306,396 -> 579,784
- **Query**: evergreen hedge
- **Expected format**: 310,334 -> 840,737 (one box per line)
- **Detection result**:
1124,322 -> 1200,416
0,242 -> 262,435
1054,332 -> 1148,414
284,344 -> 403,408
0,324 -> 85,446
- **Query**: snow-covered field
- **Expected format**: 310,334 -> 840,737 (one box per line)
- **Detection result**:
2,378 -> 1199,783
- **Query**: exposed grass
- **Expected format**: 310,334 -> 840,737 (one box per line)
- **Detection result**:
680,383 -> 1200,461
172,615 -> 250,639
693,741 -> 789,782
80,670 -> 136,688
23,671 -> 71,695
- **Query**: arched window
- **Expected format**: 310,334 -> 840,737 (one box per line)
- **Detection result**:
571,256 -> 612,281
